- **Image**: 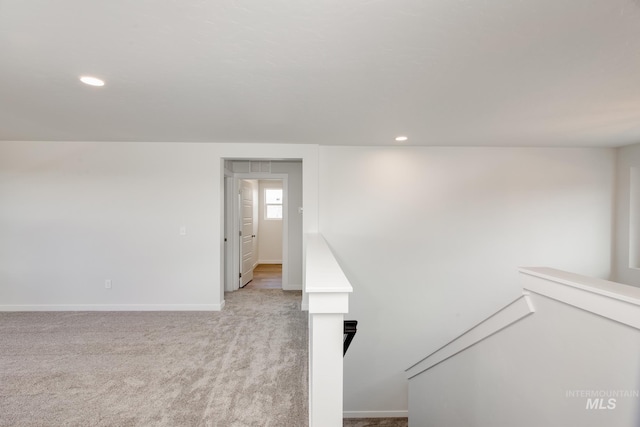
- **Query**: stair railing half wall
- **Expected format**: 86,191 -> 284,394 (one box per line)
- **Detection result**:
405,267 -> 640,427
305,233 -> 353,427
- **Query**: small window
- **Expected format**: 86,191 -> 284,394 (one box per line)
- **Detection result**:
265,189 -> 283,219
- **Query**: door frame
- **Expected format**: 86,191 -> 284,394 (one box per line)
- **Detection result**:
230,173 -> 289,291
224,171 -> 235,292
217,146 -> 316,311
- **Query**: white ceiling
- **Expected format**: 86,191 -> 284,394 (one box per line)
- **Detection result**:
2,0 -> 640,146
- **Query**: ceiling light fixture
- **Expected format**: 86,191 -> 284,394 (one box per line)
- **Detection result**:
79,76 -> 105,87
395,136 -> 408,142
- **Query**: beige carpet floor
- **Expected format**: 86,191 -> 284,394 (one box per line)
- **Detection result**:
0,290 -> 307,427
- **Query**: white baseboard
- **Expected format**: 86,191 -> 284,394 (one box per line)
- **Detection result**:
343,411 -> 408,418
257,260 -> 283,264
0,303 -> 225,311
282,283 -> 302,291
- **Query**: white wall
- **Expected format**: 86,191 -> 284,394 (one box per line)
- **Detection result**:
270,162 -> 304,288
409,288 -> 640,427
613,142 -> 640,287
0,141 -> 220,309
258,180 -> 283,264
0,141 -> 318,309
318,146 -> 615,415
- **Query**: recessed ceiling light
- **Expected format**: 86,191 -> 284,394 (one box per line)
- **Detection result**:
395,136 -> 408,142
79,76 -> 105,87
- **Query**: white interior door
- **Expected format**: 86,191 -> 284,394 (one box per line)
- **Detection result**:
240,180 -> 256,287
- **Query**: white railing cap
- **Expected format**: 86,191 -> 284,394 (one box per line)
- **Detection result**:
306,233 -> 353,293
519,267 -> 640,307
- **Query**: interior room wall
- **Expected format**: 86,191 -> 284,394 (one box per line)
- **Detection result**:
318,146 -> 615,416
408,289 -> 640,427
0,141 -> 221,309
270,161 -> 303,289
613,142 -> 640,287
258,180 -> 283,264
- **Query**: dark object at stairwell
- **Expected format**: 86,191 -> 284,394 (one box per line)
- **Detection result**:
344,320 -> 358,356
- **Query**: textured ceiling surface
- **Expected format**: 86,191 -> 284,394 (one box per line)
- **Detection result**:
2,0 -> 640,146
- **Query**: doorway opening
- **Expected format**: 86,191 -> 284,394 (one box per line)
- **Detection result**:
223,160 -> 302,294
238,178 -> 284,290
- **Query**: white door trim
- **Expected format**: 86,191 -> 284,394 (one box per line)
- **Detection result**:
224,171 -> 235,292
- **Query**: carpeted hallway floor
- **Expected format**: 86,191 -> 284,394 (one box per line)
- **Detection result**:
0,290 -> 307,426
